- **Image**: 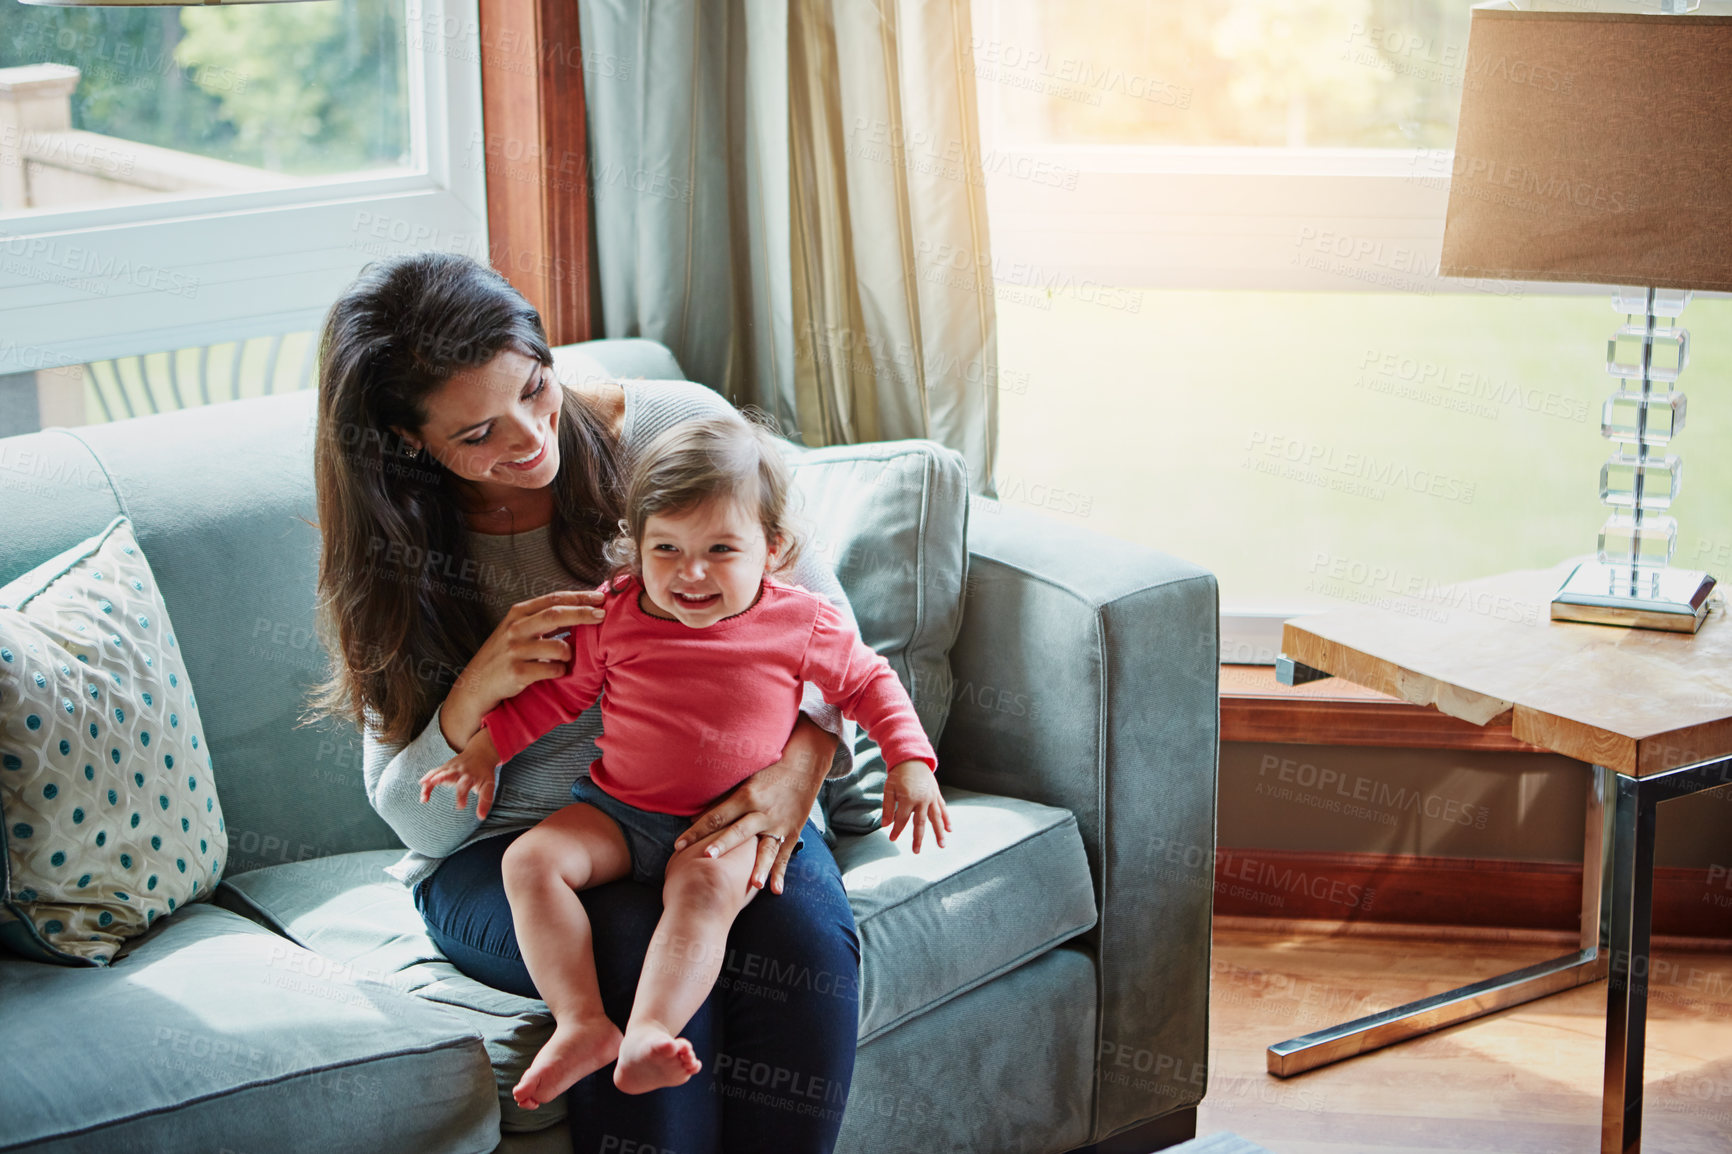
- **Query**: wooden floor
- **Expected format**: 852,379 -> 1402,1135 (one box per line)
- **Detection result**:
1198,918 -> 1732,1154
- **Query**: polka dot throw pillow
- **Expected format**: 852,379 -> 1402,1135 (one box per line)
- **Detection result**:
0,516 -> 227,965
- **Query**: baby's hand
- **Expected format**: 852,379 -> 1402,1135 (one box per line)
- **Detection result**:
420,730 -> 501,819
881,760 -> 949,853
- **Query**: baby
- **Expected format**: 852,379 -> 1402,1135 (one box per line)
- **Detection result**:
420,409 -> 948,1109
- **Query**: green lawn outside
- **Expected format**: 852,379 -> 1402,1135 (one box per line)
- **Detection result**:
994,288 -> 1732,610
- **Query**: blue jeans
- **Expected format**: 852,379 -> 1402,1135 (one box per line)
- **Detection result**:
414,819 -> 860,1154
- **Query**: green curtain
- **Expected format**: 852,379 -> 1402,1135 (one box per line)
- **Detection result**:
578,0 -> 999,496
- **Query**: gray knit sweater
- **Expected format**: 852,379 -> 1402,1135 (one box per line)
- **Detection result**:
364,378 -> 858,887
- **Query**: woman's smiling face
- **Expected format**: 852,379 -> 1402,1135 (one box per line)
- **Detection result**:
400,348 -> 562,496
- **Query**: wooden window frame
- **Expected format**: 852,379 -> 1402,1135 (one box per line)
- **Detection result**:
477,0 -> 595,346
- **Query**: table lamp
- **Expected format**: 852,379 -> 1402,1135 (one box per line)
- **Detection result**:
1440,0 -> 1732,633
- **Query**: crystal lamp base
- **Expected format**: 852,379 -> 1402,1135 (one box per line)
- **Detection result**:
1550,561 -> 1718,633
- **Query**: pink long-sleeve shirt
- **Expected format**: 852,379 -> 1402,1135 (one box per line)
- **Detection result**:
481,572 -> 937,816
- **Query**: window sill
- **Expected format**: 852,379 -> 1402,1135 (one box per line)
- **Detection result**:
1219,663 -> 1543,752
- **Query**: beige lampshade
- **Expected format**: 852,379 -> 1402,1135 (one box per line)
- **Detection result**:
1440,2 -> 1732,292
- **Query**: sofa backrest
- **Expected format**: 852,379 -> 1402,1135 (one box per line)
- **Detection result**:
1,392 -> 398,873
1,333 -> 971,875
0,340 -> 694,874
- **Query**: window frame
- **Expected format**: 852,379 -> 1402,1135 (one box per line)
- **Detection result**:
0,0 -> 488,376
978,143 -> 1621,298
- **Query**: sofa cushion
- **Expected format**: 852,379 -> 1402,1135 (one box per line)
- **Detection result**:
217,788 -> 1095,1108
836,787 -> 1096,1040
0,430 -> 124,591
0,903 -> 498,1154
553,338 -> 687,386
217,849 -> 564,1134
782,440 -> 971,835
0,516 -> 227,965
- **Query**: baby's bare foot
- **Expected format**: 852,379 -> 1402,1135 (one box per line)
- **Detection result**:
513,1017 -> 624,1110
613,1024 -> 702,1094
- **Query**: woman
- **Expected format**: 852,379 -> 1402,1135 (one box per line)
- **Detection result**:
306,252 -> 861,1153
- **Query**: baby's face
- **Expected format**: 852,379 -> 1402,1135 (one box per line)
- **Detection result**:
637,495 -> 777,628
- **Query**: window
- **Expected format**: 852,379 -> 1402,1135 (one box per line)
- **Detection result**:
0,330 -> 317,438
0,0 -> 484,381
971,0 -> 1732,650
1,1 -> 412,218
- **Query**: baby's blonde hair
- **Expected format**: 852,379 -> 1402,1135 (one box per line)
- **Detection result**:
603,407 -> 805,583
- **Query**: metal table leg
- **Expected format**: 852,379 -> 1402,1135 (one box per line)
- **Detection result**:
1602,770 -> 1652,1154
1274,654 -> 1332,686
1266,765 -> 1614,1077
1600,755 -> 1732,1154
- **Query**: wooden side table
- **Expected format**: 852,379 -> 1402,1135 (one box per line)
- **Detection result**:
1261,566 -> 1732,1154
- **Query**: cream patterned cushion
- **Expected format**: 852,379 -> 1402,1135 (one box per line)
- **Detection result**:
0,516 -> 227,965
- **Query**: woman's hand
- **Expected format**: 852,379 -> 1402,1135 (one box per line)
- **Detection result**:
440,589 -> 607,750
673,715 -> 835,895
882,761 -> 949,853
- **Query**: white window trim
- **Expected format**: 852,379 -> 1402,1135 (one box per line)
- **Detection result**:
980,144 -> 1624,298
0,0 -> 487,376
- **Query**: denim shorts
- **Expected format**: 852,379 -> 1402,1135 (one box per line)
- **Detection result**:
569,776 -> 803,885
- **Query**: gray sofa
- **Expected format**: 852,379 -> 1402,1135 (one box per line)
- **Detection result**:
0,339 -> 1218,1154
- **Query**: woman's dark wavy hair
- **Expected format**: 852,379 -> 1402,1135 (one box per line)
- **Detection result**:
303,252 -> 623,746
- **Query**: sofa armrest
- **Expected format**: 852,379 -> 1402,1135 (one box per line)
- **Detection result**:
935,495 -> 1218,1143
